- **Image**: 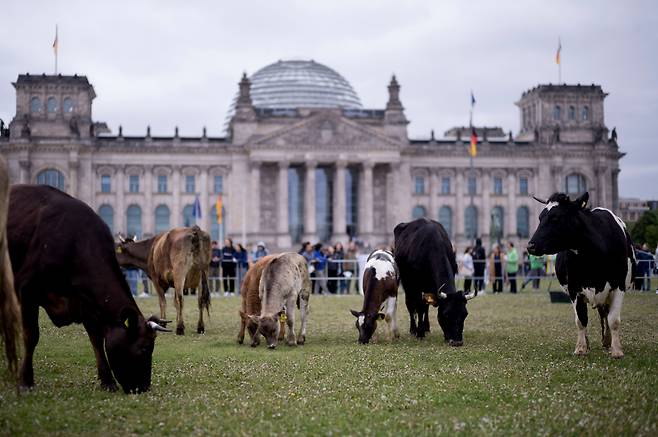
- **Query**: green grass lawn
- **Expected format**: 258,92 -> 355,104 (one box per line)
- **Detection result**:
1,290 -> 657,436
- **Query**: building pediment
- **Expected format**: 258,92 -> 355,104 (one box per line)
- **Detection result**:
247,112 -> 402,151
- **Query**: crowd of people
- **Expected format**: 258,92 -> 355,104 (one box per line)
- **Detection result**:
123,235 -> 658,296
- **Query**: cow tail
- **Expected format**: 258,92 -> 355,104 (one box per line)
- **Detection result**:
626,230 -> 637,290
201,270 -> 211,316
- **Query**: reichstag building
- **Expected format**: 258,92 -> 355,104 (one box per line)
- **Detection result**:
0,59 -> 624,251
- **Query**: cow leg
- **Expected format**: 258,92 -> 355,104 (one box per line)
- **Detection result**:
297,295 -> 309,345
572,294 -> 589,356
19,298 -> 39,389
384,296 -> 399,340
84,322 -> 118,391
237,311 -> 246,344
285,296 -> 297,346
248,321 -> 260,347
418,303 -> 430,338
607,289 -> 624,358
408,309 -> 417,336
597,304 -> 611,351
153,282 -> 167,320
173,276 -> 185,335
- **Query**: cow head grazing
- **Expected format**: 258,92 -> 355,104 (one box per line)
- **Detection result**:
436,289 -> 477,347
105,308 -> 170,393
350,310 -> 385,344
249,312 -> 283,349
527,192 -> 589,256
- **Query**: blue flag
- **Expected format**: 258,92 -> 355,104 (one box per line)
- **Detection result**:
470,91 -> 476,107
193,195 -> 202,220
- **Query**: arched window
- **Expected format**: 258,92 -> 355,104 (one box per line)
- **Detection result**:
98,204 -> 114,233
568,106 -> 575,120
438,206 -> 452,237
63,97 -> 74,113
154,205 -> 170,234
412,205 -> 427,219
553,105 -> 561,121
47,97 -> 57,113
414,176 -> 426,194
565,173 -> 587,195
210,204 -> 225,242
465,205 -> 478,239
516,206 -> 530,238
182,204 -> 195,227
126,205 -> 142,238
36,169 -> 65,191
491,206 -> 504,241
582,106 -> 589,121
30,97 -> 42,113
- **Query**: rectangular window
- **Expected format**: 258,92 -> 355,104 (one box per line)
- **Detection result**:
101,174 -> 111,193
519,177 -> 528,195
129,175 -> 139,193
467,176 -> 476,195
414,176 -> 425,194
185,175 -> 195,193
213,175 -> 223,193
493,177 -> 503,195
157,175 -> 168,193
441,177 -> 450,194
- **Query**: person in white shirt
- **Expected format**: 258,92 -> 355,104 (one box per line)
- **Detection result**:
460,247 -> 475,293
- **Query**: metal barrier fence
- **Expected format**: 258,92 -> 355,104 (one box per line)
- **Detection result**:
122,256 -> 658,297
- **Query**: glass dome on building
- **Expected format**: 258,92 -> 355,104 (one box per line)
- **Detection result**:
226,59 -> 362,124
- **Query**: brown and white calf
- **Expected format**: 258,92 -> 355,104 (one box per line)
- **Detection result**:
248,252 -> 311,349
350,249 -> 400,344
237,254 -> 286,347
116,226 -> 211,336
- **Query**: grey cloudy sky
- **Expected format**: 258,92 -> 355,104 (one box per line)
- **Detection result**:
1,0 -> 656,198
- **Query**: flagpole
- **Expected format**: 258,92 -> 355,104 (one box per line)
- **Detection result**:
54,25 -> 58,74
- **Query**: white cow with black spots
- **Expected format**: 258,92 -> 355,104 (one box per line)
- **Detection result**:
350,249 -> 399,344
528,192 -> 636,358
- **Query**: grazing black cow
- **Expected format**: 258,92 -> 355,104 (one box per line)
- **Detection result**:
7,185 -> 170,393
350,249 -> 399,344
394,218 -> 477,345
527,192 -> 635,358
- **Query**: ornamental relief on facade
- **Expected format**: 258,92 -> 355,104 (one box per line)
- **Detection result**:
259,165 -> 277,230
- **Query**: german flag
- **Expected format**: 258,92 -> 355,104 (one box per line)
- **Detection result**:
215,194 -> 223,224
470,128 -> 477,157
556,38 -> 562,65
52,25 -> 58,56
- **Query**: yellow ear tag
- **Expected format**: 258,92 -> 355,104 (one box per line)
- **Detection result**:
124,318 -> 130,328
116,246 -> 122,253
279,313 -> 287,323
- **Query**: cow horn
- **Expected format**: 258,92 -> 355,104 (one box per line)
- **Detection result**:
465,289 -> 478,300
147,321 -> 172,332
532,195 -> 548,205
148,315 -> 171,326
119,235 -> 126,243
438,292 -> 448,299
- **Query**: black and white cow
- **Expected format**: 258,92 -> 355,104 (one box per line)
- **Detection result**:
350,249 -> 399,344
527,192 -> 636,358
394,218 -> 477,346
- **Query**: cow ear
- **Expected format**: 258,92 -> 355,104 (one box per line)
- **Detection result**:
377,313 -> 386,320
575,192 -> 589,209
120,307 -> 139,336
350,309 -> 361,318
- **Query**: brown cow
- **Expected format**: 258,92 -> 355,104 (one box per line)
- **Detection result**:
116,226 -> 211,335
237,254 -> 286,347
248,252 -> 311,349
0,156 -> 21,381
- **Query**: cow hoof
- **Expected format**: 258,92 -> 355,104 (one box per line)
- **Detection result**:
197,325 -> 205,334
611,350 -> 624,359
101,381 -> 119,392
19,383 -> 35,393
268,344 -> 277,350
573,348 -> 588,356
176,326 -> 185,336
297,336 -> 305,345
250,342 -> 258,348
237,338 -> 244,345
449,340 -> 463,347
286,340 -> 297,347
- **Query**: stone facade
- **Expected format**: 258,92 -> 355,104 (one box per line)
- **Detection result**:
0,68 -> 625,252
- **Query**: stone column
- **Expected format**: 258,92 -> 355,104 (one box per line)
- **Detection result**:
68,157 -> 78,197
116,165 -> 125,235
172,166 -> 181,227
332,161 -> 348,243
200,167 -> 209,232
482,170 -> 491,241
360,161 -> 374,239
597,167 -> 608,208
249,162 -> 261,234
455,171 -> 464,239
19,160 -> 30,184
507,172 -> 516,239
277,161 -> 291,248
389,162 -> 403,230
144,165 -> 154,236
303,161 -> 317,242
428,169 -> 438,220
